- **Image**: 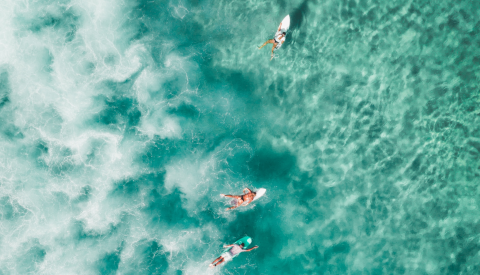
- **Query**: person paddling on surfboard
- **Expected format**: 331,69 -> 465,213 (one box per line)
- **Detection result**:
209,242 -> 259,268
221,188 -> 256,211
258,20 -> 287,60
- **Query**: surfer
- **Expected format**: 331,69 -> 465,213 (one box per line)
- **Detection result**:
258,21 -> 287,60
209,243 -> 259,268
221,188 -> 256,211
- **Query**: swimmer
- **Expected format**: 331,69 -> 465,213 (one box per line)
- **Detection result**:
258,21 -> 287,60
221,188 -> 256,211
209,243 -> 259,268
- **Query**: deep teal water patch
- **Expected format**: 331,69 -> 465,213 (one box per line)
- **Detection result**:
0,71 -> 10,108
248,145 -> 297,181
21,9 -> 79,34
143,188 -> 199,229
139,139 -> 180,168
13,2 -> 81,47
74,185 -> 92,203
92,95 -> 141,129
97,247 -> 123,275
18,240 -> 47,274
70,216 -> 130,247
124,241 -> 170,275
0,197 -> 28,220
0,70 -> 23,140
109,173 -> 166,208
167,103 -> 200,120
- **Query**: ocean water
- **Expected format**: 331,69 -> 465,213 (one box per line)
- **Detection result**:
1,0 -> 479,274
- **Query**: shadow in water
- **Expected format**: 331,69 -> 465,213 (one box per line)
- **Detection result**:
285,0 -> 311,48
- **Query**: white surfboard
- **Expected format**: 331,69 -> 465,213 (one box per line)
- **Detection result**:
279,15 -> 290,32
252,188 -> 266,201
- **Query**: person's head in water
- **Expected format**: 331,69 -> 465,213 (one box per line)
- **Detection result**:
282,31 -> 286,35
240,243 -> 245,248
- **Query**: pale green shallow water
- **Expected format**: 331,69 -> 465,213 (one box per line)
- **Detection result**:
1,0 -> 480,274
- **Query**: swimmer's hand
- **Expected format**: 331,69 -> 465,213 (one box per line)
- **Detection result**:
270,55 -> 274,61
246,245 -> 259,252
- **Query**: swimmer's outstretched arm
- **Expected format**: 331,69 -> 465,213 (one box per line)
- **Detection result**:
259,39 -> 275,49
226,205 -> 239,211
271,38 -> 285,60
243,188 -> 252,194
271,44 -> 276,60
245,245 -> 259,252
222,194 -> 241,199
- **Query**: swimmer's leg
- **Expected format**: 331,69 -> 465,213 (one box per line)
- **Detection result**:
215,257 -> 226,267
210,256 -> 223,267
270,43 -> 278,60
258,39 -> 275,49
226,205 -> 240,211
223,195 -> 242,199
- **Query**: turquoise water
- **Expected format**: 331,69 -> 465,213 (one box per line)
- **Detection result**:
1,0 -> 480,274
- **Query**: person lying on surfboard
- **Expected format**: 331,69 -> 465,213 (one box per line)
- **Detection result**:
258,22 -> 287,60
209,243 -> 259,268
221,188 -> 256,211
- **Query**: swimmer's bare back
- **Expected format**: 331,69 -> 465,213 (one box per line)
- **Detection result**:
221,188 -> 257,211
